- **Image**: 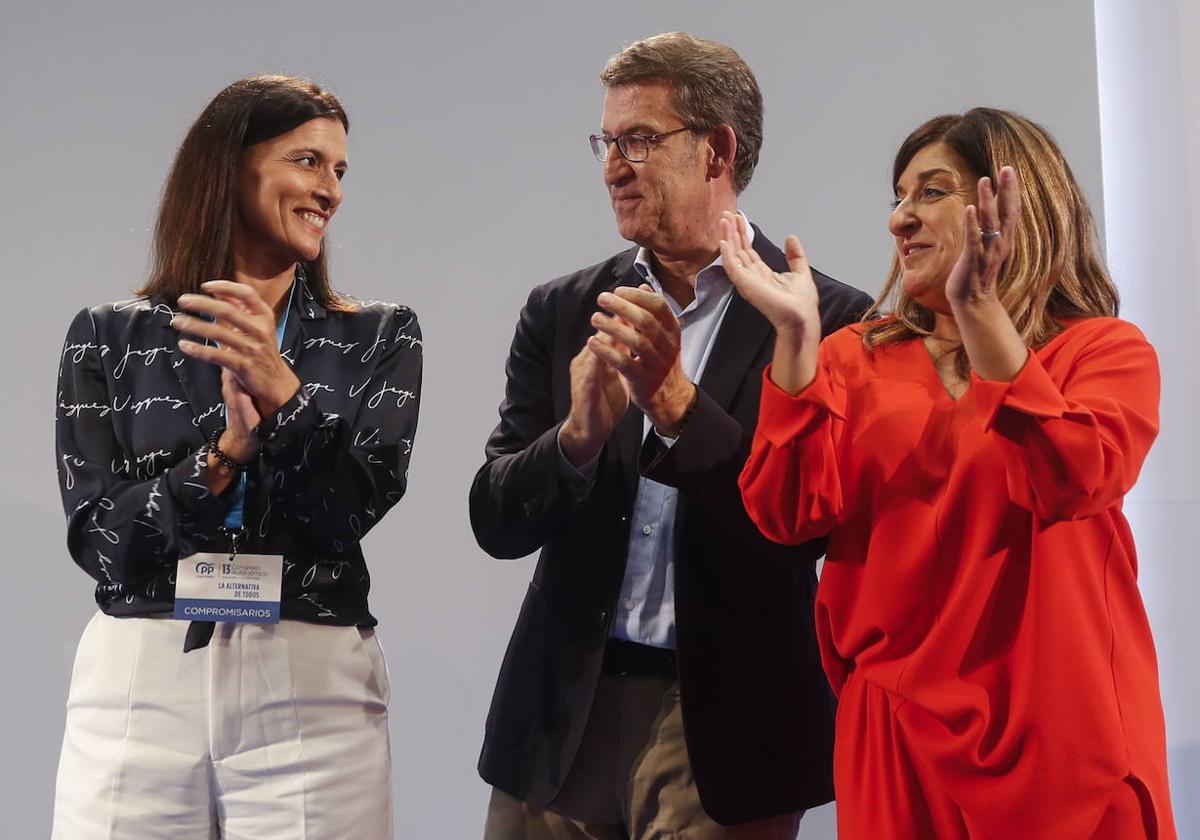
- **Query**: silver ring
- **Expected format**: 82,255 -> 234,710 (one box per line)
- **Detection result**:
979,228 -> 1001,241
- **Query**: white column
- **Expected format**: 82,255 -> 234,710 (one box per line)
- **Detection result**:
1095,0 -> 1200,833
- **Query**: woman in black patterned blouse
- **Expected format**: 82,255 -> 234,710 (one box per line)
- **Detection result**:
52,75 -> 420,839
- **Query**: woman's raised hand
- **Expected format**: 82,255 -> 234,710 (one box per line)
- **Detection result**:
719,211 -> 823,394
945,166 -> 1020,308
718,211 -> 821,338
943,166 -> 1029,382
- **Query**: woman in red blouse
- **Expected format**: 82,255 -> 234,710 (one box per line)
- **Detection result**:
724,109 -> 1175,838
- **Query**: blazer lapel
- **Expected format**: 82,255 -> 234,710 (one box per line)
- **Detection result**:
696,227 -> 778,410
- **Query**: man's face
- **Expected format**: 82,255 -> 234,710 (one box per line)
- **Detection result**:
599,82 -> 708,252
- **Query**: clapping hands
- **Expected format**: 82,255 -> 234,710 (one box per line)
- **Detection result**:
171,280 -> 301,467
172,280 -> 300,417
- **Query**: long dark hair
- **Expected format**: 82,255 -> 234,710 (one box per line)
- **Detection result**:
137,74 -> 352,311
863,108 -> 1118,373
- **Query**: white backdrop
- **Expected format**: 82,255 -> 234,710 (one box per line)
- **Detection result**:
1,0 -> 1189,836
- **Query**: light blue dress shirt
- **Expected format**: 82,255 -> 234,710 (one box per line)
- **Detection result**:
558,216 -> 752,649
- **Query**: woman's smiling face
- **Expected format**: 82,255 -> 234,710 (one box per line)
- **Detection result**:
888,141 -> 978,313
233,116 -> 348,268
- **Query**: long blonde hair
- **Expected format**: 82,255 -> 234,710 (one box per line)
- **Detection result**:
864,108 -> 1117,372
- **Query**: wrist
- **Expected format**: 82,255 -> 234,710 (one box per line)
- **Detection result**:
950,297 -> 1027,382
254,375 -> 302,417
768,333 -> 819,396
949,292 -> 1004,319
559,417 -> 603,467
773,317 -> 820,345
770,307 -> 819,339
649,382 -> 697,438
210,427 -> 256,471
773,321 -> 809,339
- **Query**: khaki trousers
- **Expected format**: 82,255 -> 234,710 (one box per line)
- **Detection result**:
484,673 -> 802,839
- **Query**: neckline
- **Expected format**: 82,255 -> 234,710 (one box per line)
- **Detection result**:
918,337 -> 970,402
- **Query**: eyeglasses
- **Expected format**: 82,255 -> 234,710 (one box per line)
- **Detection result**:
589,126 -> 693,163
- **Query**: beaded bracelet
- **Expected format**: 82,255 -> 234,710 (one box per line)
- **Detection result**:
207,426 -> 248,473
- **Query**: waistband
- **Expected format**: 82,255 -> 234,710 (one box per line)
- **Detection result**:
602,638 -> 677,679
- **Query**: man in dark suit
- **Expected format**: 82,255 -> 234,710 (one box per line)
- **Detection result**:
472,32 -> 872,839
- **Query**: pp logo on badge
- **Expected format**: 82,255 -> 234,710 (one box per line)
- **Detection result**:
175,552 -> 282,624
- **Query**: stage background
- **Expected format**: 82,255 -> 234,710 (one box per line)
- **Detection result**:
0,0 -> 1192,836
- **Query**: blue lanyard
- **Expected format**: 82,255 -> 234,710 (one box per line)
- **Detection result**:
223,281 -> 295,530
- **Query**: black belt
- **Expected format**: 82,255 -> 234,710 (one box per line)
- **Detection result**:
602,638 -> 677,678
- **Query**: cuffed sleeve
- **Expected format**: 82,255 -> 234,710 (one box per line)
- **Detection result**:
738,362 -> 845,546
56,308 -> 235,586
470,285 -> 603,559
968,321 -> 1159,522
758,365 -> 846,447
555,426 -> 599,500
257,306 -> 423,554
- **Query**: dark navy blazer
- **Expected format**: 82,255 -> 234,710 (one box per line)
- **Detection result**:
471,229 -> 872,825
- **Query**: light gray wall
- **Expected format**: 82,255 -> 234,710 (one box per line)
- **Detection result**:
0,0 -> 1129,836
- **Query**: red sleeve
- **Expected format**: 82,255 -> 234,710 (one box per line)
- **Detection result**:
969,320 -> 1159,521
738,346 -> 847,545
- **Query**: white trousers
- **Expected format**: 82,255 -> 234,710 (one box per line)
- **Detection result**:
52,613 -> 393,840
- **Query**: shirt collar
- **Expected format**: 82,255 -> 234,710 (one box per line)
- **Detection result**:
633,210 -> 752,316
291,263 -> 328,321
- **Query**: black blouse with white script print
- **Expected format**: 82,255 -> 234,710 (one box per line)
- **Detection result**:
55,277 -> 422,626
